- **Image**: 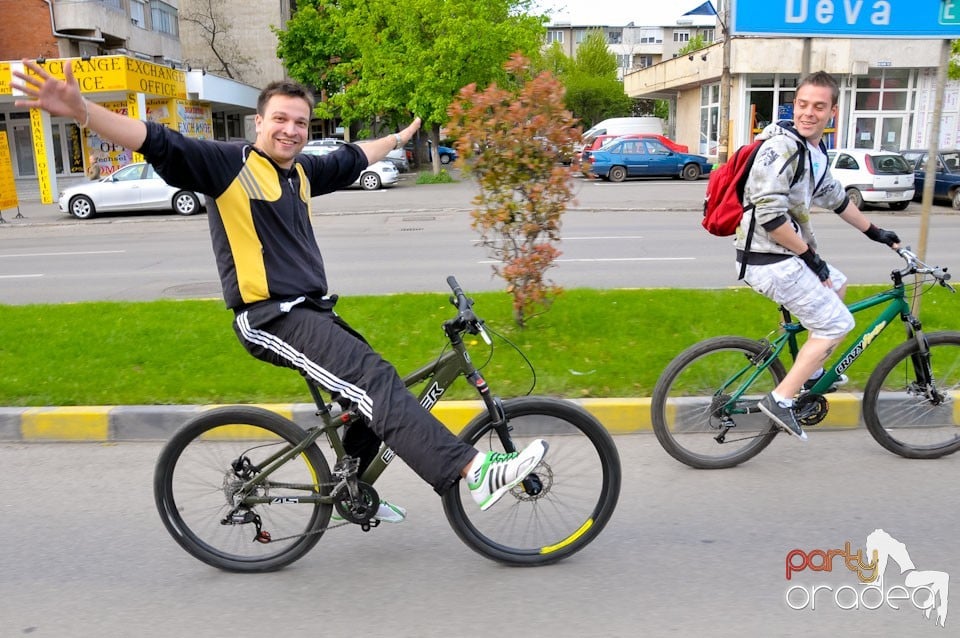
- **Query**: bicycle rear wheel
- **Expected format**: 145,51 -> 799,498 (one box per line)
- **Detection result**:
651,336 -> 785,469
862,331 -> 960,459
441,397 -> 621,566
154,406 -> 332,572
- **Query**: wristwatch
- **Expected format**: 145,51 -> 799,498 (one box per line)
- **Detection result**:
393,133 -> 404,150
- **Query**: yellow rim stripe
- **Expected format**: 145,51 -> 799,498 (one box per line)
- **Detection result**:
540,518 -> 593,554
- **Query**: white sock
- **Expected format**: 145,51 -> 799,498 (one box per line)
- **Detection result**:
771,391 -> 793,407
808,368 -> 825,380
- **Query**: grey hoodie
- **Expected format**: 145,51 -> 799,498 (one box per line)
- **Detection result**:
735,121 -> 848,259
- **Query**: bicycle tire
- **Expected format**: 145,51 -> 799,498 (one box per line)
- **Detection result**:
862,331 -> 960,459
154,406 -> 332,572
441,397 -> 621,566
651,336 -> 786,469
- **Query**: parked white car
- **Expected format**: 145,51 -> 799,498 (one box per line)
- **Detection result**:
826,149 -> 914,210
300,145 -> 399,190
58,162 -> 205,219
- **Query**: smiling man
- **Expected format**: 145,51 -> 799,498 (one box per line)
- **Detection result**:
733,70 -> 901,441
11,60 -> 549,521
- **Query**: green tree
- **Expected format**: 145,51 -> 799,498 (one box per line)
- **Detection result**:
677,35 -> 709,56
950,40 -> 960,80
447,54 -> 579,327
559,30 -> 631,129
277,0 -> 546,172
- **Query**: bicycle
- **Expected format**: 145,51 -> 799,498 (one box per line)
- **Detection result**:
154,276 -> 621,571
651,247 -> 958,469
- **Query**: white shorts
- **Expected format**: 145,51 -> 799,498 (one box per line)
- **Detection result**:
739,257 -> 855,340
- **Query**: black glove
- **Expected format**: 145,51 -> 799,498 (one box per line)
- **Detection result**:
864,224 -> 900,247
799,247 -> 831,282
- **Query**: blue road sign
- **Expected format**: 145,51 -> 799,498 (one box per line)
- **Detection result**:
731,0 -> 960,37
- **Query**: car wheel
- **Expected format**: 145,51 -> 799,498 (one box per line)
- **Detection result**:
172,191 -> 200,215
681,164 -> 701,181
360,172 -> 381,190
440,153 -> 452,165
952,189 -> 960,210
608,166 -> 627,183
846,187 -> 864,209
69,195 -> 96,219
889,201 -> 909,211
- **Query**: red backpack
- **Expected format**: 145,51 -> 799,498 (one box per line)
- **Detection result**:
702,138 -> 806,277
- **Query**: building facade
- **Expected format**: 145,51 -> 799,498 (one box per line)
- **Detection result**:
623,36 -> 958,160
0,0 -> 259,203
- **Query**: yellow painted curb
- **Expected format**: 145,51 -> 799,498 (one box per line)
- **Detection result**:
578,398 -> 652,433
21,406 -> 111,440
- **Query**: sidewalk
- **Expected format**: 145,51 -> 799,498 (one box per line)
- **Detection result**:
0,395 -> 868,442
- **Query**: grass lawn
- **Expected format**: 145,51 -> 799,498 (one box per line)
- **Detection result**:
1,284 -> 955,406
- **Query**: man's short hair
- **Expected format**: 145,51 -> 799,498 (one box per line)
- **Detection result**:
798,71 -> 840,106
257,81 -> 316,115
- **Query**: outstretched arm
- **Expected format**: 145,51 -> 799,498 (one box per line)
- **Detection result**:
11,59 -> 147,151
356,117 -> 422,165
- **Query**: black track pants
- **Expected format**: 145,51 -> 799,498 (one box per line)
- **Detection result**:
233,299 -> 477,494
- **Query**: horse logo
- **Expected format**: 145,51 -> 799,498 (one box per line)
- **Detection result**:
865,528 -> 949,627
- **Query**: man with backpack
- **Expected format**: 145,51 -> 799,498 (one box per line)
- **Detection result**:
735,71 -> 900,441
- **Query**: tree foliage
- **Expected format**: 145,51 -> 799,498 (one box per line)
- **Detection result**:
447,54 -> 579,327
276,0 -> 546,171
541,30 -> 632,130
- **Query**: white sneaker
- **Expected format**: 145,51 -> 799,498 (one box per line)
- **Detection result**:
466,440 -> 549,511
331,499 -> 406,524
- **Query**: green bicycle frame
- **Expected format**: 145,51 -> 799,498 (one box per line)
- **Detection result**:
722,285 -> 914,411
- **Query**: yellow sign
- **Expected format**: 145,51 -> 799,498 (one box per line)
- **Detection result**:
29,109 -> 53,204
0,62 -> 10,95
2,56 -> 186,99
0,131 -> 18,210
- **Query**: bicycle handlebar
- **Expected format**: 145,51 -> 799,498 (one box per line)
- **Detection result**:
895,247 -> 955,292
446,276 -> 492,344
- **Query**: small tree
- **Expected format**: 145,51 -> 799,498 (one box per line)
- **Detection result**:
447,54 -> 579,327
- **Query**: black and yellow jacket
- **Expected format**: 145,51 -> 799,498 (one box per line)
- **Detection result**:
139,121 -> 366,309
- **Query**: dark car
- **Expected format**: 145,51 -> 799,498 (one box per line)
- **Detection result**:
585,138 -> 712,182
899,149 -> 960,209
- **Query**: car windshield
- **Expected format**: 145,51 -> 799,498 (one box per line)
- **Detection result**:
868,154 -> 910,174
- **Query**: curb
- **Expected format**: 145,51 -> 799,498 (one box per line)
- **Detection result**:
0,395 -> 867,442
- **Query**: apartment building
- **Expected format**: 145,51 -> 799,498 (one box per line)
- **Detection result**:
545,12 -> 717,79
0,0 -> 258,202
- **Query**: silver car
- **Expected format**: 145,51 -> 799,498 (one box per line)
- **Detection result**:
58,162 -> 205,219
300,145 -> 399,190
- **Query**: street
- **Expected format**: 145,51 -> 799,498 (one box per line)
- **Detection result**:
2,176 -> 958,304
2,175 -> 958,636
2,432 -> 956,636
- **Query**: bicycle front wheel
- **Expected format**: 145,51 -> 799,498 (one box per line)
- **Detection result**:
651,336 -> 786,469
863,331 -> 960,459
154,406 -> 332,572
442,397 -> 621,566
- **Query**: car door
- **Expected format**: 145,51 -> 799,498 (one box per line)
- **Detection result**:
615,140 -> 644,176
98,163 -> 147,211
138,164 -> 176,209
640,140 -> 679,176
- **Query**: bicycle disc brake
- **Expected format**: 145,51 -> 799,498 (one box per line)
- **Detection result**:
795,393 -> 829,427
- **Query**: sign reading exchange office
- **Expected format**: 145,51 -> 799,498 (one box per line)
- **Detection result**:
731,0 -> 960,38
1,56 -> 185,99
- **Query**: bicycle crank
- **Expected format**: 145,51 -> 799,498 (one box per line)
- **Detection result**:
795,393 -> 829,427
332,482 -> 380,531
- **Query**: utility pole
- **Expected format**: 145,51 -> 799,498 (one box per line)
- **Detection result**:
717,0 -> 732,163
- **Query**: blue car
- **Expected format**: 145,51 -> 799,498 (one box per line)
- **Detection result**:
900,148 -> 960,209
585,137 -> 712,182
